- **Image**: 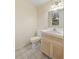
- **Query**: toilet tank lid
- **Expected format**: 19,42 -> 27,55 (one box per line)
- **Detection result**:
31,37 -> 41,42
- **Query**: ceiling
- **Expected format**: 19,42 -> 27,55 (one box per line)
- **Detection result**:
31,0 -> 63,6
31,0 -> 50,6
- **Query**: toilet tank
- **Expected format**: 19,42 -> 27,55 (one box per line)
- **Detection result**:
36,30 -> 42,37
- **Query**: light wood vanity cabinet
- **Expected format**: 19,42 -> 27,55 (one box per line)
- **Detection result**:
41,38 -> 50,56
51,40 -> 64,59
41,33 -> 64,59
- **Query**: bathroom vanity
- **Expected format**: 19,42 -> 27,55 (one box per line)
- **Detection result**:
41,29 -> 64,59
41,1 -> 64,59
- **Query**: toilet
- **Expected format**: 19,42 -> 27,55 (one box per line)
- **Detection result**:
30,31 -> 41,49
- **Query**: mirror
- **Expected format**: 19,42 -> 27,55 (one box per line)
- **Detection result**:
52,10 -> 59,25
48,8 -> 64,28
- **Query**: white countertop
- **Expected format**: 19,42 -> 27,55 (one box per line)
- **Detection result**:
41,28 -> 64,39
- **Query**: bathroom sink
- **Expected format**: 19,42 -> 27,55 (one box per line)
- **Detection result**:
48,30 -> 63,36
41,28 -> 64,36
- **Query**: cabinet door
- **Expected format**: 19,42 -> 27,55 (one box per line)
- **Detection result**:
53,41 -> 64,59
41,38 -> 50,56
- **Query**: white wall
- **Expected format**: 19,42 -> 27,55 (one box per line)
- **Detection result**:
15,0 -> 37,49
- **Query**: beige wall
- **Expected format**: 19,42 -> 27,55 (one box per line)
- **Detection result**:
15,0 -> 64,49
15,0 -> 37,49
37,2 -> 51,31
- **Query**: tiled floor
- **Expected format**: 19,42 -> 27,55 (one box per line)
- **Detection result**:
15,44 -> 50,59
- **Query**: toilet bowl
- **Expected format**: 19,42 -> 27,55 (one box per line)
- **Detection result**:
30,31 -> 41,49
31,36 -> 40,49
